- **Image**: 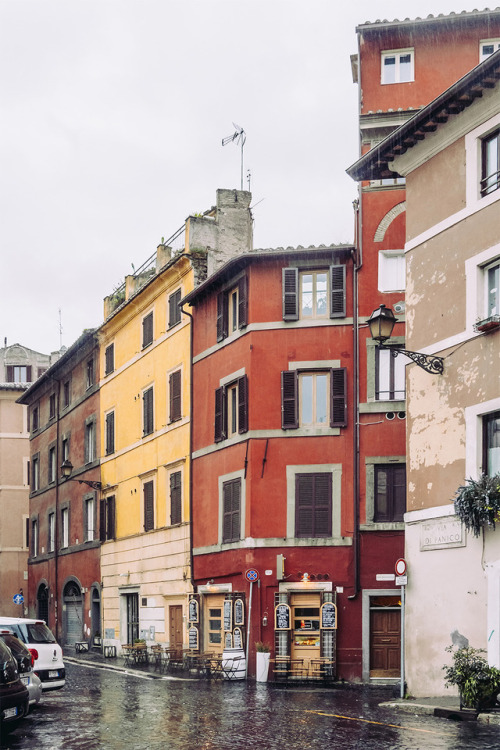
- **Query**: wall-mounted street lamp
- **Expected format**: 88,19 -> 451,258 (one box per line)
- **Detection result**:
60,459 -> 105,491
367,304 -> 444,375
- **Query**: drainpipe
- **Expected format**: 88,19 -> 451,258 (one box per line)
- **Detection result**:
52,376 -> 61,639
181,306 -> 195,592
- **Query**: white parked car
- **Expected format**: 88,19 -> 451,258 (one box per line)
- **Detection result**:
0,618 -> 65,691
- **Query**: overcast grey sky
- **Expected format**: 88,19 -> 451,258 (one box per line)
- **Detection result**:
0,1 -> 491,354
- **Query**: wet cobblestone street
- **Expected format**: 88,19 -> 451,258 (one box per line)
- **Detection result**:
2,662 -> 500,749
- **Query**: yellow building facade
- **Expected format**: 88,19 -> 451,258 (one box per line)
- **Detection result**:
98,242 -> 194,651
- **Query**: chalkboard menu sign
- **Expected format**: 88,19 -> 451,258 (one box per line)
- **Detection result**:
225,631 -> 233,649
223,599 -> 233,632
233,628 -> 243,649
188,626 -> 199,650
188,597 -> 199,623
320,602 -> 337,630
234,598 -> 244,626
274,603 -> 291,630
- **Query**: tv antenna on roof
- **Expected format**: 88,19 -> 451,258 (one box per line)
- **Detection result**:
222,122 -> 246,190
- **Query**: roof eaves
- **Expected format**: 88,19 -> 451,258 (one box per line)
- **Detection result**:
356,8 -> 500,34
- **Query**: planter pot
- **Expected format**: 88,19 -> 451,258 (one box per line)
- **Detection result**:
256,651 -> 270,682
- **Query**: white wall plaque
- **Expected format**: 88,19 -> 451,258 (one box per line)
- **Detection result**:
420,517 -> 465,551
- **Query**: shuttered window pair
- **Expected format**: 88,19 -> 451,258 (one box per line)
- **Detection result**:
222,478 -> 241,543
295,473 -> 332,537
281,369 -> 347,429
144,481 -> 155,532
6,365 -> 32,383
374,465 -> 406,522
217,276 -> 248,342
169,370 -> 182,423
282,266 -> 346,321
214,376 -> 248,443
100,496 -> 116,541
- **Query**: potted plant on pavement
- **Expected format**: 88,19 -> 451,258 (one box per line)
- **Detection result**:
443,645 -> 500,710
255,642 -> 271,683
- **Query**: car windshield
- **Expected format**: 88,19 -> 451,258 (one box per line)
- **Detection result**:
22,622 -> 56,644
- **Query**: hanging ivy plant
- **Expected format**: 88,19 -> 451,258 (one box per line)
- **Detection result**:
453,474 -> 500,537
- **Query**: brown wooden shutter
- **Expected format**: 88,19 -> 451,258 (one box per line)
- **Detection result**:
237,375 -> 248,434
170,471 -> 182,525
106,412 -> 115,455
105,344 -> 114,375
6,365 -> 14,382
144,481 -> 154,532
296,473 -> 331,537
143,388 -> 154,435
296,474 -> 314,537
26,366 -> 32,382
217,292 -> 228,342
281,371 -> 298,429
282,268 -> 299,320
238,276 -> 248,329
330,265 -> 346,318
169,289 -> 181,328
142,312 -> 153,347
169,370 -> 182,422
330,368 -> 347,427
223,479 -> 241,543
108,496 -> 116,539
393,465 -> 407,522
214,387 -> 225,442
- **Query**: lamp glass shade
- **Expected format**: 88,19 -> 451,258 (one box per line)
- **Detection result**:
367,305 -> 397,343
61,459 -> 73,478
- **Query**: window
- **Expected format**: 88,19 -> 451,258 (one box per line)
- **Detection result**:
6,365 -> 32,383
49,393 -> 56,420
483,411 -> 500,476
222,478 -> 241,543
374,465 -> 406,522
486,260 -> 500,317
295,473 -> 332,537
31,405 -> 39,432
142,311 -> 154,348
375,347 -> 408,400
170,471 -> 182,525
105,411 -> 115,455
282,266 -> 346,321
61,507 -> 69,548
381,48 -> 414,84
143,386 -> 154,436
63,380 -> 70,408
370,176 -> 406,187
169,370 -> 182,423
214,375 -> 248,442
85,497 -> 95,542
31,519 -> 38,557
378,251 -> 405,292
86,357 -> 94,389
100,496 -> 116,541
281,368 -> 347,429
32,454 -> 40,491
84,418 -> 96,463
48,446 -> 56,484
480,39 -> 500,61
48,512 -> 55,552
481,129 -> 500,197
217,276 -> 247,342
169,288 -> 182,328
61,435 -> 70,463
143,480 -> 154,532
105,344 -> 114,375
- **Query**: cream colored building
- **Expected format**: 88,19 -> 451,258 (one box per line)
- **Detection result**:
349,51 -> 500,695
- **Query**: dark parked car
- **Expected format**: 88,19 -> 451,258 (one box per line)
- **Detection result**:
0,632 -> 42,707
0,638 -> 29,733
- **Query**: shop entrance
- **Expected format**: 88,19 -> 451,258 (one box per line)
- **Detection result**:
369,595 -> 401,678
203,594 -> 225,655
290,593 -> 321,670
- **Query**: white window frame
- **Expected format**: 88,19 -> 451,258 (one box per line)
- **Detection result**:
465,396 -> 500,479
32,519 -> 38,557
61,507 -> 69,548
480,39 -> 500,61
378,250 -> 406,292
85,496 -> 95,542
32,455 -> 40,492
465,111 -> 500,209
299,270 -> 329,320
299,371 -> 329,427
465,241 -> 500,333
48,512 -> 55,553
381,48 -> 414,85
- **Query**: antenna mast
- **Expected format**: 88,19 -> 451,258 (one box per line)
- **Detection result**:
58,309 -> 63,349
222,123 -> 246,190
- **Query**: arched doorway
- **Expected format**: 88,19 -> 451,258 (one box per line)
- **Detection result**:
63,581 -> 83,645
37,584 -> 49,623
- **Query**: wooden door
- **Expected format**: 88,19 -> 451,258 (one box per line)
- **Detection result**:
169,605 -> 184,651
370,609 -> 401,677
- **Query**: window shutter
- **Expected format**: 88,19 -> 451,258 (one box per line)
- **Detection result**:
26,366 -> 32,382
169,289 -> 181,328
281,371 -> 298,429
99,500 -> 106,542
238,276 -> 248,329
231,480 -> 241,542
143,388 -> 154,435
282,268 -> 299,321
330,265 -> 346,318
223,479 -> 240,543
393,466 -> 406,522
296,475 -> 314,537
108,496 -> 116,539
144,482 -> 154,532
296,473 -> 332,537
142,312 -> 153,347
169,370 -> 182,422
105,344 -> 114,375
237,375 -> 248,434
217,292 -> 228,342
214,387 -> 226,442
313,473 -> 332,536
330,368 -> 347,427
170,472 -> 182,525
6,365 -> 14,382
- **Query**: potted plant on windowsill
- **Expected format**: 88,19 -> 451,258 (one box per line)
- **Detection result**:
443,645 -> 500,710
474,315 -> 500,333
452,474 -> 500,537
255,642 -> 271,683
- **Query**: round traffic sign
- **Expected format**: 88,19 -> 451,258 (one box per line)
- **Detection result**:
245,569 -> 259,582
395,558 -> 406,576
13,594 -> 24,605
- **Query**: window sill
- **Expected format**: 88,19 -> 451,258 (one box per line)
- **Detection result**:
361,522 -> 405,531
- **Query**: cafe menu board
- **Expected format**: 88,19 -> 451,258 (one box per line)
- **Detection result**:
188,626 -> 199,651
225,631 -> 233,649
233,628 -> 243,649
320,602 -> 337,630
223,599 -> 233,632
188,597 -> 199,623
234,598 -> 244,626
274,603 -> 291,630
